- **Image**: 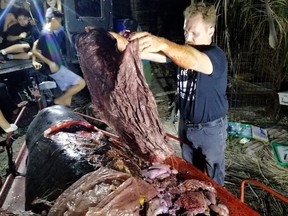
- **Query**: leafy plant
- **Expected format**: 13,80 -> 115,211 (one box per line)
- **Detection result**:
216,0 -> 288,89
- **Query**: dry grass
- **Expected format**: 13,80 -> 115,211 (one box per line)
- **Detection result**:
225,137 -> 288,216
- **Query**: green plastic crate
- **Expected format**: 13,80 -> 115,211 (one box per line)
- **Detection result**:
271,142 -> 288,166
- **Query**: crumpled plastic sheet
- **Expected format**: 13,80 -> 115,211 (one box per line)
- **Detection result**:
48,167 -> 158,216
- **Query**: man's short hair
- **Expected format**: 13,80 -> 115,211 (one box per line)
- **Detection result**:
45,7 -> 64,22
184,3 -> 217,27
16,8 -> 30,19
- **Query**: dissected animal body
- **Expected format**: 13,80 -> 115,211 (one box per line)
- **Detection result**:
48,167 -> 158,216
24,106 -> 229,215
25,105 -> 147,213
23,28 -> 229,215
49,163 -> 229,216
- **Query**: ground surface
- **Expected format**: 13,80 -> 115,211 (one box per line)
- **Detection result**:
0,62 -> 287,215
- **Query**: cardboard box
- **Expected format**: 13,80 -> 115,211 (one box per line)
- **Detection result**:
278,91 -> 288,106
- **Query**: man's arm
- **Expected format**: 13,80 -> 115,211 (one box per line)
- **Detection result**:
6,32 -> 27,42
33,50 -> 59,73
130,32 -> 213,74
32,39 -> 59,73
140,51 -> 168,63
32,39 -> 42,70
161,39 -> 212,74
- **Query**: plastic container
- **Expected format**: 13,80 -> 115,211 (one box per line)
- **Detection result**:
277,91 -> 288,106
227,122 -> 252,138
271,142 -> 288,166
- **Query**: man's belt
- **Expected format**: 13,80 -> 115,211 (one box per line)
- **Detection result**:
185,116 -> 225,129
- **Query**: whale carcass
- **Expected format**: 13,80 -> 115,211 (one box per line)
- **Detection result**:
23,28 -> 230,216
25,105 -> 149,213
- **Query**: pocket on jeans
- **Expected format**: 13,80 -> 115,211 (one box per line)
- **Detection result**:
203,124 -> 223,136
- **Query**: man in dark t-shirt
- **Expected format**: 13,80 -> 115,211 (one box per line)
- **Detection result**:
35,29 -> 63,75
129,3 -> 228,185
32,8 -> 86,106
178,44 -> 228,123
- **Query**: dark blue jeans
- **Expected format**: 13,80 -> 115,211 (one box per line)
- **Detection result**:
178,116 -> 228,186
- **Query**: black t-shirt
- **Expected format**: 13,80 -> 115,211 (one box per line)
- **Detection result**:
7,23 -> 32,35
177,44 -> 228,124
36,29 -> 64,75
5,23 -> 36,45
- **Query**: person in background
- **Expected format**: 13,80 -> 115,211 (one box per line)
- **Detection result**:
43,0 -> 65,49
0,8 -> 39,60
119,18 -> 139,39
43,0 -> 62,12
129,3 -> 228,185
32,8 -> 86,107
0,82 -> 27,133
0,0 -> 19,33
0,0 -> 30,42
0,0 -> 19,59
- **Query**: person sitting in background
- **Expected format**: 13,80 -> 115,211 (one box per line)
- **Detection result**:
43,0 -> 62,12
0,0 -> 31,48
0,0 -> 19,34
0,8 -> 39,61
0,0 -> 19,61
32,8 -> 86,106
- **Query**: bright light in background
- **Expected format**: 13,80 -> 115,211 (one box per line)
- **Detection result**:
30,0 -> 45,25
30,0 -> 76,26
0,0 -> 17,25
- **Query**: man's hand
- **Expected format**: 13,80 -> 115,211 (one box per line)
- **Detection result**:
32,61 -> 42,70
129,32 -> 166,53
32,48 -> 59,73
109,32 -> 128,52
19,32 -> 27,39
